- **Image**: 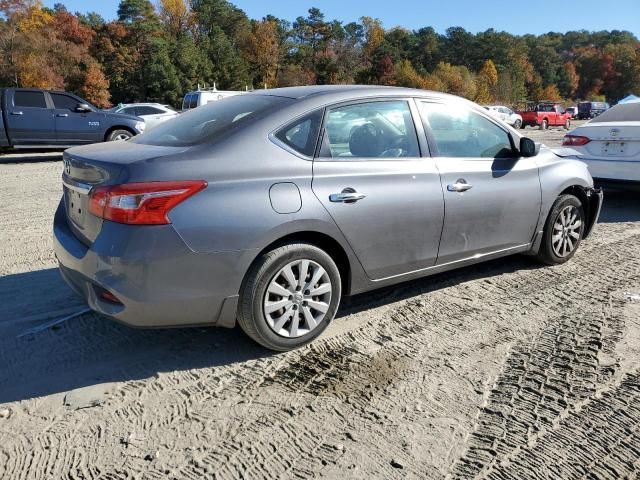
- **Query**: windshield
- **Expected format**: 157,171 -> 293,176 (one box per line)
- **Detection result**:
132,94 -> 292,147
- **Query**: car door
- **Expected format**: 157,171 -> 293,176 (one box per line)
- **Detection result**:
417,101 -> 541,265
50,92 -> 102,144
500,107 -> 512,123
7,90 -> 55,145
136,106 -> 170,129
312,98 -> 445,280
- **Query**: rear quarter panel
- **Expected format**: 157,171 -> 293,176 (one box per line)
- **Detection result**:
128,122 -> 370,296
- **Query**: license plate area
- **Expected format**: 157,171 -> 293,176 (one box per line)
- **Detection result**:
65,187 -> 87,226
602,141 -> 626,156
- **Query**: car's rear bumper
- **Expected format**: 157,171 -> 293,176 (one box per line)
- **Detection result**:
53,199 -> 251,328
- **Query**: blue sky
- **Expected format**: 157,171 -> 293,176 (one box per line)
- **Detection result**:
45,0 -> 640,37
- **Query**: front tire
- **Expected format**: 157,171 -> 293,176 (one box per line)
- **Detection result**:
238,243 -> 342,351
107,129 -> 134,142
535,194 -> 585,265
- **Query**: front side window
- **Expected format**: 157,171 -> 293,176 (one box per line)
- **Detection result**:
321,100 -> 419,159
132,94 -> 292,147
419,102 -> 514,158
51,93 -> 79,110
274,110 -> 323,157
14,91 -> 47,109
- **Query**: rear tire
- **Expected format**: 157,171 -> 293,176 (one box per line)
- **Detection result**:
238,243 -> 342,351
535,194 -> 585,266
107,129 -> 133,142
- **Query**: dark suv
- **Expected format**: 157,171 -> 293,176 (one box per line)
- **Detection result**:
577,101 -> 610,120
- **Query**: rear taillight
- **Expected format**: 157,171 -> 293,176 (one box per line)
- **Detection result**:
89,181 -> 207,225
562,135 -> 591,146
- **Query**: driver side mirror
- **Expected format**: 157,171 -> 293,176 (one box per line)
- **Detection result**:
520,137 -> 540,157
75,103 -> 92,113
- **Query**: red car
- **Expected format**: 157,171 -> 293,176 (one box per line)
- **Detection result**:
518,103 -> 572,130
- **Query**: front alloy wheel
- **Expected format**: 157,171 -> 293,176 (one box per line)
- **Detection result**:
551,205 -> 582,258
535,194 -> 585,265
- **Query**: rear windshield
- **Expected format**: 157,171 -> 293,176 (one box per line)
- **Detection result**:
132,94 -> 292,147
591,103 -> 640,123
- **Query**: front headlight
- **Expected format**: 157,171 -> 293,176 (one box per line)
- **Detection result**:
135,121 -> 145,133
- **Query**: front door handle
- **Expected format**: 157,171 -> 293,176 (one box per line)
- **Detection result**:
10,111 -> 23,115
447,179 -> 473,192
329,188 -> 366,203
56,113 -> 69,118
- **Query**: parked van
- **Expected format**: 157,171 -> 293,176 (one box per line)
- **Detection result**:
182,87 -> 244,111
577,101 -> 610,120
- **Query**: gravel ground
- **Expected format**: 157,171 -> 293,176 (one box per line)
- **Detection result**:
1,127 -> 640,479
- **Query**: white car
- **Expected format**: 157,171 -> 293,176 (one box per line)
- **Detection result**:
110,103 -> 178,129
182,88 -> 245,111
563,102 -> 640,184
484,105 -> 523,129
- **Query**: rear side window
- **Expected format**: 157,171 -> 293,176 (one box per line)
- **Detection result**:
51,93 -> 79,110
132,94 -> 293,147
137,106 -> 164,115
274,110 -> 323,157
14,91 -> 47,109
321,100 -> 420,159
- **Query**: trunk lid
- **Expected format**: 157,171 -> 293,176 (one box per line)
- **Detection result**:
62,141 -> 188,245
571,122 -> 640,160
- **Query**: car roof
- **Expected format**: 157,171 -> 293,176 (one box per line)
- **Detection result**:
117,103 -> 165,107
250,85 -> 457,102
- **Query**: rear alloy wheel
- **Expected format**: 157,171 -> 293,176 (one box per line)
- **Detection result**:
535,194 -> 585,265
107,129 -> 133,142
514,119 -> 522,129
238,243 -> 341,351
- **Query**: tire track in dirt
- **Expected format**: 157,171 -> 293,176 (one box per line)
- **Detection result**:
489,372 -> 640,479
2,212 -> 640,478
450,284 -> 640,476
148,231 -> 640,479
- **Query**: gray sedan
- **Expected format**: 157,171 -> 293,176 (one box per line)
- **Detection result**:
54,86 -> 603,351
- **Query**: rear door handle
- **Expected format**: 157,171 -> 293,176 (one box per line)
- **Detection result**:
330,189 -> 366,203
56,113 -> 69,118
447,180 -> 473,192
10,111 -> 23,115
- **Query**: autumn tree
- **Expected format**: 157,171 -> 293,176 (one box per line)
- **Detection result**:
474,59 -> 498,103
242,19 -> 281,87
538,84 -> 562,102
393,59 -> 427,89
158,0 -> 192,37
361,16 -> 384,62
